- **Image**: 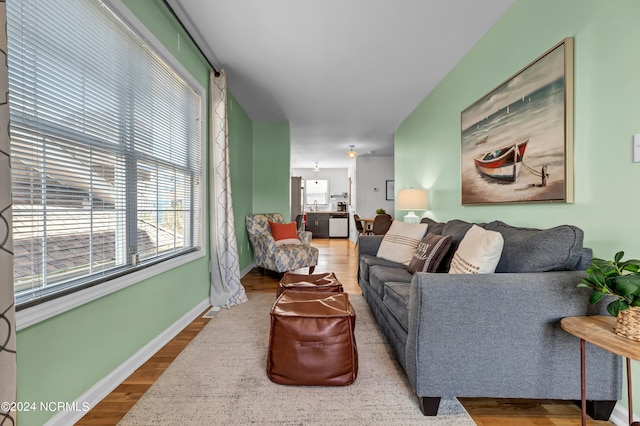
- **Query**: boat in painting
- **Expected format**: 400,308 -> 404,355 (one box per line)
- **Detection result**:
474,139 -> 529,182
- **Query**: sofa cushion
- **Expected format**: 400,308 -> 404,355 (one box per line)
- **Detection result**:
383,282 -> 412,333
420,217 -> 446,235
484,220 -> 585,272
407,234 -> 452,273
359,254 -> 405,284
449,225 -> 504,274
376,221 -> 428,265
438,219 -> 476,272
368,265 -> 413,298
574,248 -> 593,271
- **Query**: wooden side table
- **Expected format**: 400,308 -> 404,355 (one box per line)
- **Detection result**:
561,316 -> 640,426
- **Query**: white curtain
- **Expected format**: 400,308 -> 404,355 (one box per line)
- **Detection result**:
0,1 -> 17,423
209,69 -> 247,307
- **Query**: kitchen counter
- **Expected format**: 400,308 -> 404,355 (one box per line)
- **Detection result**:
305,212 -> 349,238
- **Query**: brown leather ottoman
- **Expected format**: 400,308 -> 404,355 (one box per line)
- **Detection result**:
277,272 -> 343,297
267,291 -> 358,386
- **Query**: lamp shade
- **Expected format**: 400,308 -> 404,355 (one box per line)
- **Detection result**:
396,188 -> 427,211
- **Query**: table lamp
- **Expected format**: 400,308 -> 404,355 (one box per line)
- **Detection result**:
396,188 -> 427,223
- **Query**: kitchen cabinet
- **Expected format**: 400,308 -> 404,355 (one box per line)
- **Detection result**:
305,213 -> 329,238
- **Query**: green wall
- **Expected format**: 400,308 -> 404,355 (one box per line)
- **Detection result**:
15,2 -> 212,425
252,122 -> 291,218
395,0 -> 640,415
228,93 -> 255,270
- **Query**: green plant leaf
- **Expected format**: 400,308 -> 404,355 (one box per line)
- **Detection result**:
613,276 -> 640,297
615,251 -> 625,263
607,300 -> 627,317
591,269 -> 608,287
589,290 -> 607,305
589,259 -> 611,270
631,298 -> 640,307
621,260 -> 640,273
601,264 -> 619,277
579,276 -> 600,289
617,275 -> 640,292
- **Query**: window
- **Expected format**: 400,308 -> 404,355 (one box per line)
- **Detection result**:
8,0 -> 204,308
306,180 -> 329,205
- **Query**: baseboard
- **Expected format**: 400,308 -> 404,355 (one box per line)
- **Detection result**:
240,262 -> 255,277
44,298 -> 210,426
609,401 -> 639,425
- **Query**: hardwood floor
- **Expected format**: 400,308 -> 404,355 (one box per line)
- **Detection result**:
77,238 -> 612,425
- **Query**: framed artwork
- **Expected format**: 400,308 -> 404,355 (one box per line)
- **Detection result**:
386,180 -> 394,200
460,37 -> 574,205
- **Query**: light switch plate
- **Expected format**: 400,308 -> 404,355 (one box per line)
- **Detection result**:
634,134 -> 640,163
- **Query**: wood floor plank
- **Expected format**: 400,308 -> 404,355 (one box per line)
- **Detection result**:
76,237 -> 613,425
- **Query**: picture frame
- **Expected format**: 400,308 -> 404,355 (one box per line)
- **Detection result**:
386,180 -> 394,200
460,37 -> 574,205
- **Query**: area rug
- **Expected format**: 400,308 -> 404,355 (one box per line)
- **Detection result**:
119,293 -> 475,425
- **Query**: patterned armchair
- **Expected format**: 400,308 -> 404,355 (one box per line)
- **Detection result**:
246,213 -> 319,274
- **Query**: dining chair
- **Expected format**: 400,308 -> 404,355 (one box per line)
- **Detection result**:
372,214 -> 393,235
353,213 -> 366,250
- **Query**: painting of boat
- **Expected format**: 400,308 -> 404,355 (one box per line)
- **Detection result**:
474,139 -> 528,182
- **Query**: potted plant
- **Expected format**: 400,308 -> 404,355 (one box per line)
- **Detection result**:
578,251 -> 640,340
578,251 -> 640,316
376,208 -> 386,215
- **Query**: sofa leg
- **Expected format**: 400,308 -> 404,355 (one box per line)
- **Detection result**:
418,397 -> 441,416
309,266 -> 315,274
572,400 -> 617,421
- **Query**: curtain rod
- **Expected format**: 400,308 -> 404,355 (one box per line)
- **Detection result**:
162,0 -> 220,77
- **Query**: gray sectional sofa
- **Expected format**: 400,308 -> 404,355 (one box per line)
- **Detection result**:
357,218 -> 622,418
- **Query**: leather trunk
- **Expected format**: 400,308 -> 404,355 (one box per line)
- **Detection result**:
267,291 -> 358,386
277,272 -> 344,297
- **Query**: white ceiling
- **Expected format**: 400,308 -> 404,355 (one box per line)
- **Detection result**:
168,0 -> 515,169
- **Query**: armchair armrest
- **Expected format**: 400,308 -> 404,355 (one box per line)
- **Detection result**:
405,271 -> 621,400
298,230 -> 313,246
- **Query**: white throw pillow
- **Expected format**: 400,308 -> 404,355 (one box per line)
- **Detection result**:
448,225 -> 504,274
376,221 -> 428,265
275,238 -> 302,247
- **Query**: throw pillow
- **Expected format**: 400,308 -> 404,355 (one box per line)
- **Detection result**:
274,238 -> 302,246
376,221 -> 428,266
437,219 -> 475,272
407,234 -> 452,273
269,222 -> 301,246
448,225 -> 504,274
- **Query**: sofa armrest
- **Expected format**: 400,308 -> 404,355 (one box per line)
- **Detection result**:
298,230 -> 313,246
405,271 -> 621,400
358,235 -> 384,257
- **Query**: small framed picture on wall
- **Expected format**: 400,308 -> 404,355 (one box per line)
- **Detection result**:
386,180 -> 394,200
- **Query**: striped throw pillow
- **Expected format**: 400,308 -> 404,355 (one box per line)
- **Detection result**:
448,225 -> 504,274
376,221 -> 428,265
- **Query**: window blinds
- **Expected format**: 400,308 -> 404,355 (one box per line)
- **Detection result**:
7,0 -> 203,306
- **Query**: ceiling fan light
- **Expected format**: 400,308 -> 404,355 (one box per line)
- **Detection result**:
346,145 -> 357,158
